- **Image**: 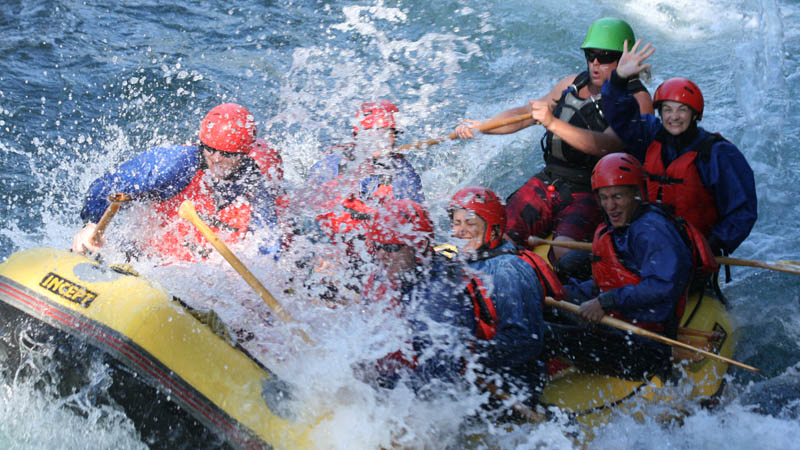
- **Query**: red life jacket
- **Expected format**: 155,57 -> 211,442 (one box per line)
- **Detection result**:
248,138 -> 288,214
516,249 -> 567,302
643,133 -> 724,237
248,138 -> 284,182
591,224 -> 683,332
150,170 -> 253,262
466,245 -> 566,340
467,275 -> 497,340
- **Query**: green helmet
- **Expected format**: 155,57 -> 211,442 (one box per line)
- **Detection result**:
580,17 -> 635,52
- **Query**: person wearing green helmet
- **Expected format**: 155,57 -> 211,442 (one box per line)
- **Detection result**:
454,17 -> 653,275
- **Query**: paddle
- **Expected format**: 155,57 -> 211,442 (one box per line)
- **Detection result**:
528,237 -> 800,276
90,193 -> 131,247
543,296 -> 762,374
394,112 -> 534,152
177,200 -> 315,345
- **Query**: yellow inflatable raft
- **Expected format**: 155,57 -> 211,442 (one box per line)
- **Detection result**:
0,247 -> 316,450
539,287 -> 736,432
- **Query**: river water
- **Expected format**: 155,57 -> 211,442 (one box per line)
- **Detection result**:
1,1 -> 799,449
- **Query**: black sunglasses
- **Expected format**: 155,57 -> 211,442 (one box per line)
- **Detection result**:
584,49 -> 622,64
373,242 -> 406,253
200,143 -> 242,158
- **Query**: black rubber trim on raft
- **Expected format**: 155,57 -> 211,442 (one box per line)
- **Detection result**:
680,292 -> 704,328
0,276 -> 271,450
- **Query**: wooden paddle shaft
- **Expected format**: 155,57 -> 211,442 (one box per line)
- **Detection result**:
543,297 -> 762,374
91,193 -> 131,246
395,112 -> 533,152
178,200 -> 314,345
530,238 -> 800,276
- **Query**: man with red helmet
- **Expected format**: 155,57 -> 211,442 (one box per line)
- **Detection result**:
72,103 -> 285,262
601,40 -> 757,259
449,186 -> 566,402
453,18 -> 653,267
295,100 -> 425,302
307,99 -> 424,204
363,199 -> 476,391
547,153 -> 693,379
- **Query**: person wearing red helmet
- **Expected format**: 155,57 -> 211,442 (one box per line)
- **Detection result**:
307,99 -> 424,204
361,199 -> 477,390
601,40 -> 757,259
546,153 -> 693,379
73,103 -> 285,262
295,100 -> 425,302
454,18 -> 654,266
449,186 -> 566,402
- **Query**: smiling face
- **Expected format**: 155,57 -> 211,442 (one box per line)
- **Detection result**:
659,100 -> 695,136
451,209 -> 488,251
597,185 -> 640,228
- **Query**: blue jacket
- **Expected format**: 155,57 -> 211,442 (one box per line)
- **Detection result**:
395,254 -> 475,392
80,144 -> 280,254
602,73 -> 757,254
307,145 -> 425,203
567,205 -> 693,325
466,240 -> 544,387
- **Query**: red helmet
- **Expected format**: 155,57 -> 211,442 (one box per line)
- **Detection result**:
353,99 -> 398,135
654,77 -> 704,121
450,187 -> 506,249
199,103 -> 257,153
366,199 -> 433,256
591,153 -> 646,195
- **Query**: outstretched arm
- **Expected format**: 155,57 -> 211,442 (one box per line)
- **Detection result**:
453,75 -> 576,138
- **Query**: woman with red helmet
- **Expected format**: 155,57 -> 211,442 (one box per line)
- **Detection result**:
601,40 -> 757,258
449,186 -> 567,403
546,153 -> 694,379
73,103 -> 285,262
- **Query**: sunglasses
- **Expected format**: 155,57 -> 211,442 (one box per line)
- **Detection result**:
373,242 -> 406,253
200,143 -> 242,158
583,49 -> 622,64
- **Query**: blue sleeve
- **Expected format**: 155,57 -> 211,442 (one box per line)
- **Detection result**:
565,278 -> 595,301
483,258 -> 544,368
306,154 -> 340,186
387,157 -> 425,203
601,73 -> 662,161
607,215 -> 693,323
406,269 -> 474,388
80,145 -> 199,223
695,138 -> 758,254
247,186 -> 282,258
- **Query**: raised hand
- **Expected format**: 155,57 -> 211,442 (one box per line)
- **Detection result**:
616,39 -> 655,79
